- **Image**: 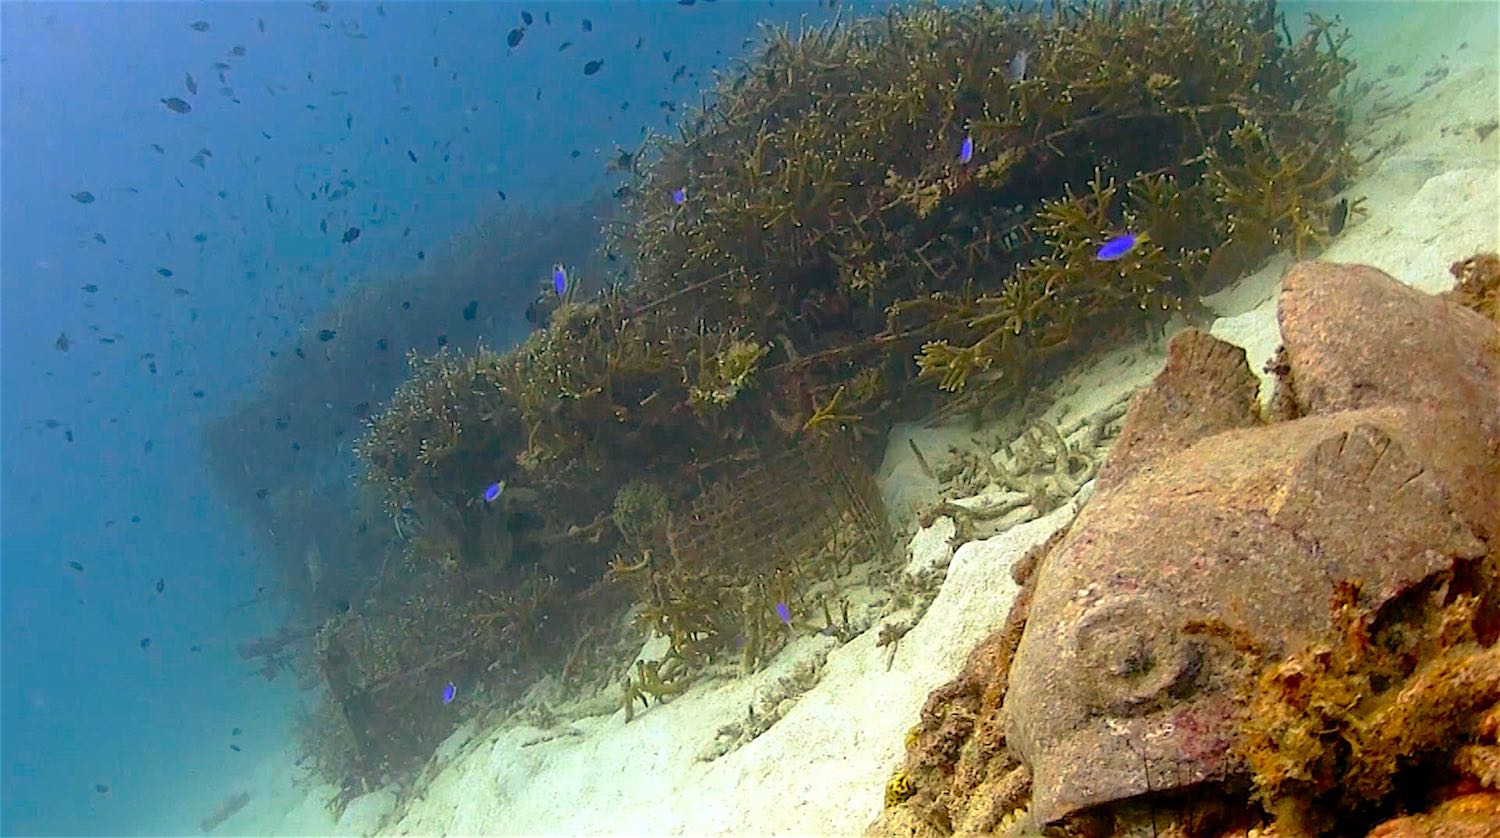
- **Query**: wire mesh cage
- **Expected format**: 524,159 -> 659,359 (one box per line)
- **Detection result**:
668,433 -> 892,574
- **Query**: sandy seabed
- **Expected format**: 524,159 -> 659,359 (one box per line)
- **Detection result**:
207,3 -> 1499,835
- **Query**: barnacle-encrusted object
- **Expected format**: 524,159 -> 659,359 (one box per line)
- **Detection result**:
870,261 -> 1500,838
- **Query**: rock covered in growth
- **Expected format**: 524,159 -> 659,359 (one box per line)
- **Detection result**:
870,261 -> 1500,837
1275,261 -> 1500,539
1092,328 -> 1261,493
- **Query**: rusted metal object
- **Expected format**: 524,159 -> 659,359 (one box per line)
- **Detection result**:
1003,262 -> 1500,826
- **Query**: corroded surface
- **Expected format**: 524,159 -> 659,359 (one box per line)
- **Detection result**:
1004,262 -> 1499,825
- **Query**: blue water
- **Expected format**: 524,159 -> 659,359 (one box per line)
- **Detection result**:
0,2 -> 860,834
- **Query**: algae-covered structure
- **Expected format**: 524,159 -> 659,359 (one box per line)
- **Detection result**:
299,0 -> 1360,788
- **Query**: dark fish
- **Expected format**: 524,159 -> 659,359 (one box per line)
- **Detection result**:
258,18 -> 265,32
570,149 -> 581,158
583,60 -> 603,75
1007,48 -> 1030,83
185,73 -> 197,95
672,64 -> 686,82
320,219 -> 327,234
155,578 -> 165,594
71,190 -> 95,204
192,232 -> 208,243
311,1 -> 330,12
161,97 -> 192,114
191,645 -> 203,652
68,561 -> 84,572
581,18 -> 592,31
1328,197 -> 1350,236
150,143 -> 165,153
230,45 -> 246,57
463,300 -> 478,320
407,149 -> 417,163
95,784 -> 110,794
157,267 -> 174,277
521,10 -> 532,25
256,488 -> 269,499
93,233 -> 107,244
82,284 -> 99,293
507,28 -> 524,48
318,328 -> 336,341
497,189 -> 507,200
232,727 -> 242,736
678,0 -> 696,5
55,333 -> 70,351
140,637 -> 151,649
662,50 -> 671,62
189,20 -> 210,31
376,338 -> 389,350
558,40 -> 572,51
341,226 -> 360,243
230,744 -> 241,752
544,11 -> 550,23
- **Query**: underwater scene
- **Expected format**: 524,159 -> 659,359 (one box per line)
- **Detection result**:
2,1 -> 1498,835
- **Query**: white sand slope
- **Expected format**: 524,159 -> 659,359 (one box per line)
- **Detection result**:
374,505 -> 1071,838
208,5 -> 1497,836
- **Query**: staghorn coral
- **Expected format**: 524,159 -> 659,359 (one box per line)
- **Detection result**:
688,336 -> 770,413
339,0 -> 1362,796
1203,120 -> 1356,259
360,0 -> 1357,584
611,480 -> 670,549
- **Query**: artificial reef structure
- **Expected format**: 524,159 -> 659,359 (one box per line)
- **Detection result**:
871,260 -> 1500,838
273,0 -> 1371,795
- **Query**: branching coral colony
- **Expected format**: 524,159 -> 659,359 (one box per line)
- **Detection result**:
331,0 -> 1357,783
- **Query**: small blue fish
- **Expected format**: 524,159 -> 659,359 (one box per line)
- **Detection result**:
671,187 -> 686,205
1007,48 -> 1031,83
958,134 -> 974,165
483,480 -> 505,503
1096,232 -> 1145,262
442,681 -> 456,704
552,264 -> 567,296
774,601 -> 791,626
